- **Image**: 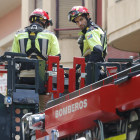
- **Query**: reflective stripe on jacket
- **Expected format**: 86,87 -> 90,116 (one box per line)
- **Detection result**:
78,22 -> 107,59
12,24 -> 60,57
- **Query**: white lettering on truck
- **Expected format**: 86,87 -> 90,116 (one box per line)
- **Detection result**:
55,99 -> 87,118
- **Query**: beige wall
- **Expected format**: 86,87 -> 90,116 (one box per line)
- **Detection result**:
107,0 -> 140,52
102,0 -> 108,30
59,39 -> 81,68
0,6 -> 21,40
108,0 -> 115,7
43,0 -> 56,33
85,0 -> 96,22
0,5 -> 21,54
108,0 -> 140,34
21,0 -> 35,29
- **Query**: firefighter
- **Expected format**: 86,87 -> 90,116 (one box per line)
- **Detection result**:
68,6 -> 107,81
12,9 -> 61,111
12,8 -> 60,82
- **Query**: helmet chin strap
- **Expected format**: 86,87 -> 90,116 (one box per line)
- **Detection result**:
39,21 -> 46,28
81,15 -> 91,34
85,15 -> 91,26
38,20 -> 48,28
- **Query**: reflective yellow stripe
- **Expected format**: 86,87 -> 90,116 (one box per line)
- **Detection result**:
105,134 -> 126,140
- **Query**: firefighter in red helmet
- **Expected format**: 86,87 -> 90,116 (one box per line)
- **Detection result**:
12,8 -> 60,82
12,9 -> 61,111
68,6 -> 107,82
12,9 -> 60,59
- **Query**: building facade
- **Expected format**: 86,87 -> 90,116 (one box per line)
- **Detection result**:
0,0 -> 139,68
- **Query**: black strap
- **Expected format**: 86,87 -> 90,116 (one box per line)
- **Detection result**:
26,48 -> 47,60
25,25 -> 47,60
38,39 -> 43,53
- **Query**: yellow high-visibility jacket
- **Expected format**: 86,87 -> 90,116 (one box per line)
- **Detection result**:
12,23 -> 60,58
78,22 -> 107,62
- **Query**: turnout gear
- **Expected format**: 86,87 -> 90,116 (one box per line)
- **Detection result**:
68,6 -> 107,81
12,23 -> 60,58
12,23 -> 60,70
68,6 -> 107,63
29,9 -> 53,28
78,21 -> 107,62
68,6 -> 90,23
12,9 -> 60,73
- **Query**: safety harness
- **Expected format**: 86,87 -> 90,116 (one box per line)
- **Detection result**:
19,24 -> 49,60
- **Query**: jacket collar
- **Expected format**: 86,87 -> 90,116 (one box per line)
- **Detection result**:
78,21 -> 95,35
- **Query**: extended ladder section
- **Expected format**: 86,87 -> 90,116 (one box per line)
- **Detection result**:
37,59 -> 140,139
46,60 -> 140,108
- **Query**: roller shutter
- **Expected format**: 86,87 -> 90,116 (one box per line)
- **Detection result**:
58,0 -> 83,39
36,0 -> 43,9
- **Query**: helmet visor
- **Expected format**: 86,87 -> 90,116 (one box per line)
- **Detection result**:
68,10 -> 82,21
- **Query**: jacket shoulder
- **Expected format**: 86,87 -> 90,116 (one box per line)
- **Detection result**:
86,26 -> 96,34
86,22 -> 102,33
16,29 -> 26,35
42,29 -> 54,35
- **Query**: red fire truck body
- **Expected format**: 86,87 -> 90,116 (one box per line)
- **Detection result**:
35,73 -> 140,140
1,52 -> 140,140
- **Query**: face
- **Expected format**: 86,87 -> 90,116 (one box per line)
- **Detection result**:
75,15 -> 87,30
41,20 -> 48,28
41,20 -> 46,24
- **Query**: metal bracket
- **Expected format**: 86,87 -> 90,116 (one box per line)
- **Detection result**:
81,73 -> 87,78
47,71 -> 53,76
51,129 -> 59,140
86,130 -> 92,140
4,96 -> 12,107
31,25 -> 37,29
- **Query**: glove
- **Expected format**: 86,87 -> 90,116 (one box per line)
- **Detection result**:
77,35 -> 85,45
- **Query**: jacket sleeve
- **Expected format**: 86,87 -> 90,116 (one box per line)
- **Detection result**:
12,34 -> 20,53
48,34 -> 60,56
85,29 -> 103,62
85,29 -> 103,52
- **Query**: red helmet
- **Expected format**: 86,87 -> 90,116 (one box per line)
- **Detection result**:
68,6 -> 90,22
29,9 -> 53,27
